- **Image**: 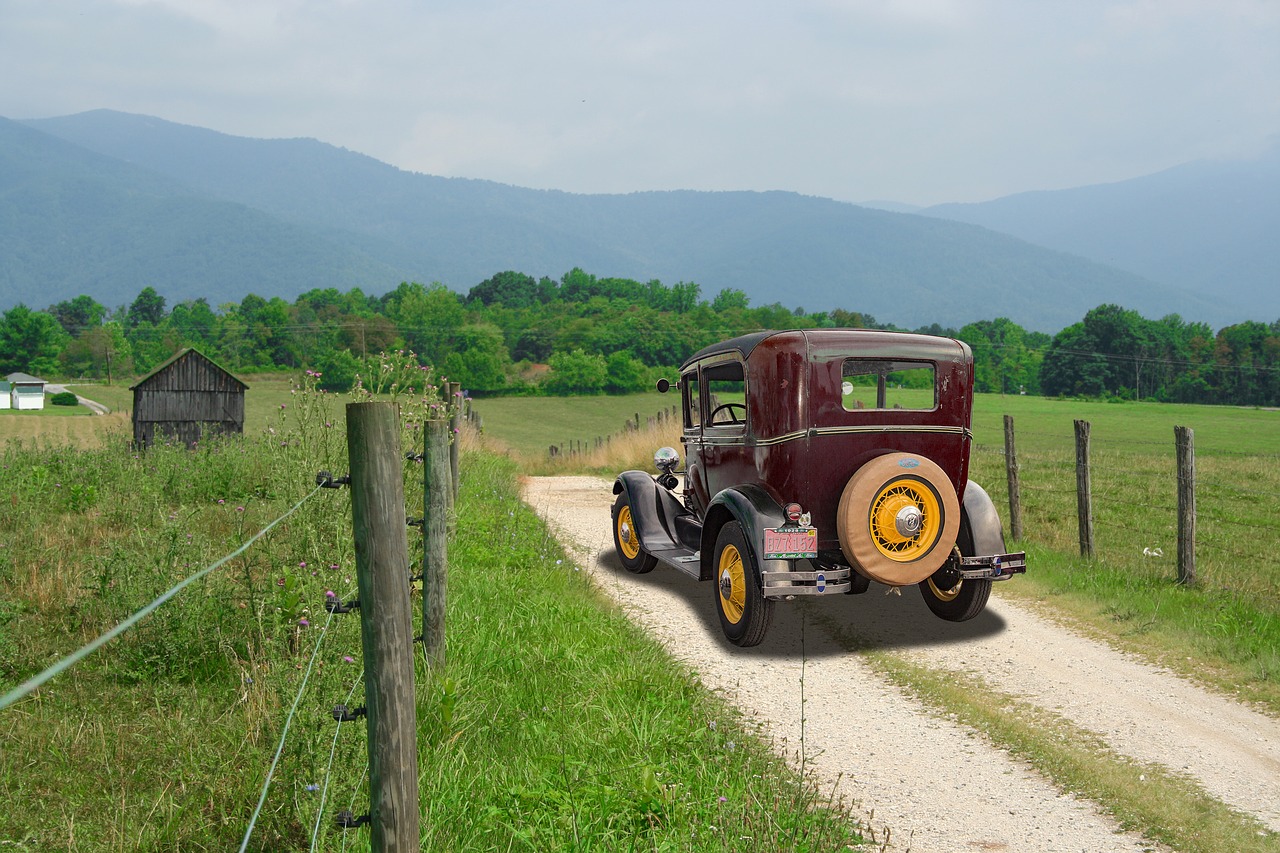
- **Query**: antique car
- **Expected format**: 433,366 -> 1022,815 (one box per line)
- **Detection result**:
611,329 -> 1025,647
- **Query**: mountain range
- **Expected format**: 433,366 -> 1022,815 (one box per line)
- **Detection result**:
2,109 -> 1274,332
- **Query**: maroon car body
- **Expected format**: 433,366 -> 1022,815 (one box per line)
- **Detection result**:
612,328 -> 1025,647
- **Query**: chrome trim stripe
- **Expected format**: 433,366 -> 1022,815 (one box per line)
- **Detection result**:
752,424 -> 971,447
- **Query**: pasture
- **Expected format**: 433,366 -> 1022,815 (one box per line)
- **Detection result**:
0,374 -> 861,850
482,390 -> 1280,710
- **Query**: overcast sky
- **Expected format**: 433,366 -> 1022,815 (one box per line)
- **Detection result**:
2,1 -> 1277,206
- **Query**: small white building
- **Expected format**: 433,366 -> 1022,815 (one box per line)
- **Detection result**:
0,380 -> 9,409
5,373 -> 46,410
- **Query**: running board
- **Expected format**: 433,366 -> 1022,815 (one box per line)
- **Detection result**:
652,548 -> 702,580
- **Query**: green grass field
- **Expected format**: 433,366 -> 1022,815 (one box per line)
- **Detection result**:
0,376 -> 862,850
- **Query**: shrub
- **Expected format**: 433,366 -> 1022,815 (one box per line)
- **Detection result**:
50,391 -> 79,406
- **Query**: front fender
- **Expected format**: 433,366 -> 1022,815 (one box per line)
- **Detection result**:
701,485 -> 788,583
613,471 -> 680,553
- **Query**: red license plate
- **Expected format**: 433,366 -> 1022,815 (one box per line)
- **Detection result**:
763,526 -> 818,559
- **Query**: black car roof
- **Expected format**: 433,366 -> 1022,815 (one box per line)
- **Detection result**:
680,328 -> 968,372
681,331 -> 776,369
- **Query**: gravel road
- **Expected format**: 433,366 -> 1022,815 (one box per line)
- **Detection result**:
523,475 -> 1280,853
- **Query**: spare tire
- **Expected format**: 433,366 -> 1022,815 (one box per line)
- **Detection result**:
836,452 -> 961,585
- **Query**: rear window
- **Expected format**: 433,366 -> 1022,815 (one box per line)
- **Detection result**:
841,359 -> 935,411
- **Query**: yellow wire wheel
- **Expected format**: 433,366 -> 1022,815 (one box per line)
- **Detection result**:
717,543 -> 747,625
837,453 -> 961,586
712,521 -> 772,646
616,505 -> 640,561
612,493 -> 657,574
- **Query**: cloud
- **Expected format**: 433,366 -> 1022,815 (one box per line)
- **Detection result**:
1,0 -> 1277,204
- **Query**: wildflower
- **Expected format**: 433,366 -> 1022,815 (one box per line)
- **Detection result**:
305,783 -> 319,792
717,796 -> 727,803
280,404 -> 286,409
236,506 -> 244,512
343,655 -> 355,664
329,563 -> 340,570
298,618 -> 310,627
708,721 -> 717,731
299,561 -> 307,569
217,499 -> 225,504
277,578 -> 286,587
326,590 -> 336,598
726,741 -> 736,751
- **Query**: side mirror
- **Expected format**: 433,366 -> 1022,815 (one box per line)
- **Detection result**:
656,378 -> 675,393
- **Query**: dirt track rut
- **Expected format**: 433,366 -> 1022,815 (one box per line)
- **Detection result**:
522,476 -> 1280,853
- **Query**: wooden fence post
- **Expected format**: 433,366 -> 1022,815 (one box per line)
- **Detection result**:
346,402 -> 420,851
447,382 -> 461,504
422,419 -> 450,667
1074,419 -> 1094,559
1175,425 -> 1196,586
1003,415 -> 1023,541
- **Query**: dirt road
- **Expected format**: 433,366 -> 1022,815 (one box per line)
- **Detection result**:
523,476 -> 1280,853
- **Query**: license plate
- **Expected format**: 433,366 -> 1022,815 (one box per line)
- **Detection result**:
763,526 -> 818,560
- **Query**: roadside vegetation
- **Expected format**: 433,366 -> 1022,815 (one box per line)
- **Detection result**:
0,373 -> 863,850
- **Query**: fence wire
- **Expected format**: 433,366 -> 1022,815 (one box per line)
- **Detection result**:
0,484 -> 326,712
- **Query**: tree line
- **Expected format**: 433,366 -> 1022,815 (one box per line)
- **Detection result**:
1,269 -> 1277,405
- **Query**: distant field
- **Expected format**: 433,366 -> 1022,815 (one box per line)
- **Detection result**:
0,375 -> 338,449
473,392 -> 677,457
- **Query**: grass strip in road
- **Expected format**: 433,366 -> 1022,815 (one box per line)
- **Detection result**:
856,650 -> 1279,853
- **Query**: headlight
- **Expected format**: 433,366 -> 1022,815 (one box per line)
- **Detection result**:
654,446 -> 680,474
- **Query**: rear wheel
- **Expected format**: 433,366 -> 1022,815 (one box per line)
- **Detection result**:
612,493 -> 657,574
918,517 -> 993,621
712,522 -> 773,647
919,564 -> 992,621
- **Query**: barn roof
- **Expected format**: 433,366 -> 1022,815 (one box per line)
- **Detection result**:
130,348 -> 249,391
5,372 -> 46,384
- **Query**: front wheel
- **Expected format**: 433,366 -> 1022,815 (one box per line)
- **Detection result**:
918,560 -> 991,621
613,493 -> 657,574
712,522 -> 773,647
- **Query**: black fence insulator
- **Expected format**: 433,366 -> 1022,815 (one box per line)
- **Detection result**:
405,452 -> 424,462
325,597 -> 360,614
406,516 -> 424,528
335,810 -> 371,829
332,703 -> 367,722
315,470 -> 351,489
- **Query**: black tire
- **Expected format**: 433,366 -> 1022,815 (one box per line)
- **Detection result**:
612,493 -> 657,574
918,519 -> 992,621
712,522 -> 773,647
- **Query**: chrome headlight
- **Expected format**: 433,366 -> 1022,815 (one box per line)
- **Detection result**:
654,446 -> 680,474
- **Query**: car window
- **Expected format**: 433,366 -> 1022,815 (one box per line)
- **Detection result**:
684,370 -> 701,428
704,360 -> 746,426
841,359 -> 936,411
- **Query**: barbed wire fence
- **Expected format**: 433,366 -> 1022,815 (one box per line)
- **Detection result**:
975,415 -> 1280,594
0,398 -> 460,852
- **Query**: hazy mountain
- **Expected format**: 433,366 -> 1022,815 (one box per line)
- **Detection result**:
0,117 -> 415,310
921,145 -> 1280,320
3,110 -> 1242,331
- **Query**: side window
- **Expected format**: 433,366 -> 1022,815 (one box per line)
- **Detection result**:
684,370 -> 701,428
842,360 -> 936,411
704,360 -> 747,426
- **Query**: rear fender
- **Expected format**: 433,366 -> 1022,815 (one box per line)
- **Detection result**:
701,485 -> 788,583
961,480 -> 1006,557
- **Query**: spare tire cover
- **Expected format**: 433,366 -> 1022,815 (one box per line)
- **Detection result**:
836,452 -> 961,586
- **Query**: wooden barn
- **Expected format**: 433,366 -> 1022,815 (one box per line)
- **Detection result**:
131,349 -> 248,449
